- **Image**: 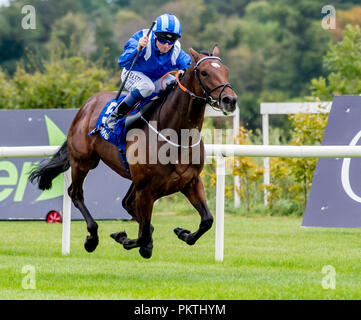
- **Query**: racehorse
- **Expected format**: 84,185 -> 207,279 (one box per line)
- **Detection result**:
29,45 -> 237,259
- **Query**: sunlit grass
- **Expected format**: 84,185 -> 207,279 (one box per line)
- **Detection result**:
0,215 -> 360,299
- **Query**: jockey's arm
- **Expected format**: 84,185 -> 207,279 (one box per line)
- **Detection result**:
118,30 -> 145,69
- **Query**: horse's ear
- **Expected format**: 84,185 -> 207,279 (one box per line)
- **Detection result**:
189,48 -> 201,62
212,45 -> 220,57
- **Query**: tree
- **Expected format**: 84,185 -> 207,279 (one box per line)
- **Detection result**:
206,0 -> 251,16
262,1 -> 331,97
329,6 -> 361,41
0,0 -> 81,73
0,4 -> 44,73
311,25 -> 361,100
47,12 -> 90,57
1,55 -> 118,110
162,0 -> 206,50
233,127 -> 263,214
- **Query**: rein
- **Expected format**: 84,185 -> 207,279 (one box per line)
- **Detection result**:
140,78 -> 201,149
140,116 -> 202,149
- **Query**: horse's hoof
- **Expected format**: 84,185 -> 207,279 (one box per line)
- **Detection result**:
84,235 -> 99,252
186,238 -> 196,246
174,227 -> 191,242
110,231 -> 127,244
139,246 -> 153,259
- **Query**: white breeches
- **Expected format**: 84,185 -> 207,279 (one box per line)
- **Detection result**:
121,69 -> 176,97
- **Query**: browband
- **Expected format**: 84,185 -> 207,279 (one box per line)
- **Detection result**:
194,56 -> 222,69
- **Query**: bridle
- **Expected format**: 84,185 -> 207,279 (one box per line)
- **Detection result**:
142,56 -> 232,149
176,56 -> 233,114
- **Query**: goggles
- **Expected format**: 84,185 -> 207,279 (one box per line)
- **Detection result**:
155,33 -> 178,45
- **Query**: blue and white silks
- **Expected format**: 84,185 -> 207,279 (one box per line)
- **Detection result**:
117,29 -> 191,82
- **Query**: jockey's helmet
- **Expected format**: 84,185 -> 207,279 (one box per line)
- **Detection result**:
153,13 -> 181,41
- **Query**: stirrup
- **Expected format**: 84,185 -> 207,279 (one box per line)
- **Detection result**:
105,114 -> 119,131
105,102 -> 127,131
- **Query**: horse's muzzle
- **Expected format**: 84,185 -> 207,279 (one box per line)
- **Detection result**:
221,95 -> 237,113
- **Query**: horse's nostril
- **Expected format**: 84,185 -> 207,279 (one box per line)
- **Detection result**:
222,96 -> 231,104
222,96 -> 237,106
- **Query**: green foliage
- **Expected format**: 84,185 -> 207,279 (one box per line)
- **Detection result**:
233,127 -> 263,215
0,68 -> 14,108
199,17 -> 246,51
114,9 -> 144,49
254,21 -> 361,214
163,0 -> 206,49
1,0 -> 361,217
0,55 -> 118,110
266,111 -> 327,207
0,4 -> 45,74
269,199 -> 303,216
206,0 -> 251,16
228,111 -> 327,214
244,1 -> 272,22
2,0 -> 356,130
47,12 -> 90,58
311,25 -> 361,100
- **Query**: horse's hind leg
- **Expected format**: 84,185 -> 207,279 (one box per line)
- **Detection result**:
111,184 -> 154,258
112,188 -> 154,259
122,183 -> 137,220
68,163 -> 99,252
110,184 -> 137,242
174,176 -> 213,245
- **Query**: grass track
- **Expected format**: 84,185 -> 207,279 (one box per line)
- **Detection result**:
0,215 -> 360,299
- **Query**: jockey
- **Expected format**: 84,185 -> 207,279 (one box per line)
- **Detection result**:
106,13 -> 192,131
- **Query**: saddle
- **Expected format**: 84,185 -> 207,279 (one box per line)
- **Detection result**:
89,81 -> 176,176
125,80 -> 176,131
124,96 -> 159,131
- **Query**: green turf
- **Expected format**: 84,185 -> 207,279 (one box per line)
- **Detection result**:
0,215 -> 360,299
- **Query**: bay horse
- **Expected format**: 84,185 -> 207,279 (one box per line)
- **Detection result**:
29,45 -> 237,259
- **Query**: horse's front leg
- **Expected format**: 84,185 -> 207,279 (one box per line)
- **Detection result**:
175,176 -> 213,245
111,188 -> 154,258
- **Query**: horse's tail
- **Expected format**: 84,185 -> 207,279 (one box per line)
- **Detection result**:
29,140 -> 70,190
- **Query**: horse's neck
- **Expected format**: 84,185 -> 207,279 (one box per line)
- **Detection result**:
159,70 -> 206,132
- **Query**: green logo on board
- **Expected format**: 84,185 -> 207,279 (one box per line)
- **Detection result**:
0,115 -> 66,203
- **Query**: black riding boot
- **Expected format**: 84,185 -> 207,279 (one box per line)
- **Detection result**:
105,101 -> 130,131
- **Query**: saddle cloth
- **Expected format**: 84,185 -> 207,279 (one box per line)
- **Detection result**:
88,93 -> 159,176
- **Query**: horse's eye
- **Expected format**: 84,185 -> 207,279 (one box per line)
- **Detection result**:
201,71 -> 208,77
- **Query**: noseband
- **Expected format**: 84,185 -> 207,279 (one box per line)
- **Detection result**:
176,56 -> 232,113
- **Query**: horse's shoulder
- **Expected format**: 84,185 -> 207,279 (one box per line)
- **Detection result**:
82,91 -> 117,112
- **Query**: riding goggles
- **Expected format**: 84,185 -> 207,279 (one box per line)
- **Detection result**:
155,33 -> 178,45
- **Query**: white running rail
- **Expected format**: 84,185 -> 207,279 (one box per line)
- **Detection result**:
3,144 -> 361,261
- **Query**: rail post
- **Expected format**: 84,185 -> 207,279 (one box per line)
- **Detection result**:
215,155 -> 225,262
62,168 -> 72,255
